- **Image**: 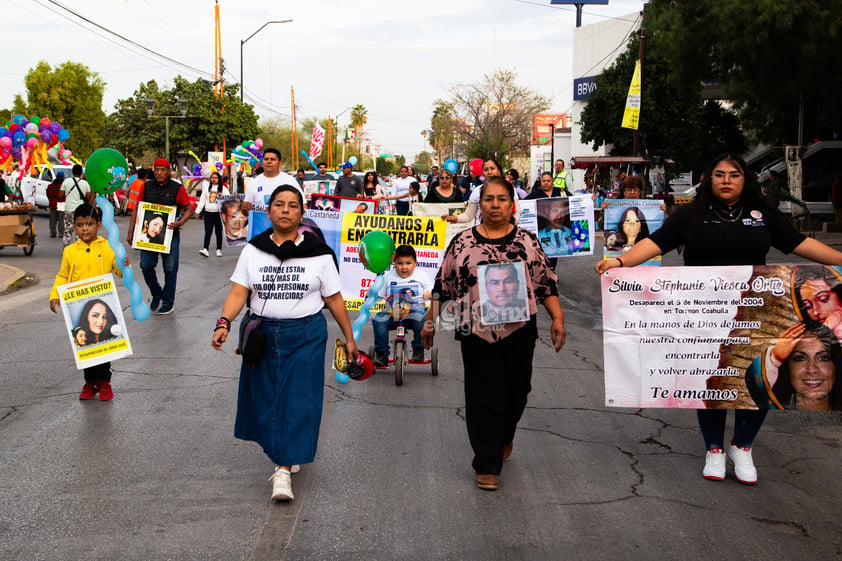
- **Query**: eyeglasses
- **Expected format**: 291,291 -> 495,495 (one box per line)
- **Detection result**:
712,171 -> 743,181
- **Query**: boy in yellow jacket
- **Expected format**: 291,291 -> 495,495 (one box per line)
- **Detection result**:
50,203 -> 130,400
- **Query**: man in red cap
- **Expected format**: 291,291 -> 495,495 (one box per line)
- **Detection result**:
127,158 -> 194,315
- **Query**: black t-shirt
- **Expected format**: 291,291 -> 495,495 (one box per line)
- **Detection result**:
648,202 -> 806,266
334,175 -> 363,198
525,188 -> 563,200
424,187 -> 463,203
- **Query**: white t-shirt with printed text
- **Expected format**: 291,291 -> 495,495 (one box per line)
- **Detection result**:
231,243 -> 340,319
244,171 -> 301,209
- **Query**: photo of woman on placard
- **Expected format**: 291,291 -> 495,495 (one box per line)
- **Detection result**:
746,324 -> 842,410
606,207 -> 650,251
138,212 -> 167,245
74,299 -> 120,346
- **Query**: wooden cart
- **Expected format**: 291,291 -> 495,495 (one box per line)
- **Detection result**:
0,207 -> 37,255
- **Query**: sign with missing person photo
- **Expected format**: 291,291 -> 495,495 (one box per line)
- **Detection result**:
602,264 -> 842,411
132,202 -> 175,253
58,273 -> 133,369
477,262 -> 530,326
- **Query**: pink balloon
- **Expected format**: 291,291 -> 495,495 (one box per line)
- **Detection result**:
25,137 -> 39,149
254,138 -> 263,148
0,137 -> 10,149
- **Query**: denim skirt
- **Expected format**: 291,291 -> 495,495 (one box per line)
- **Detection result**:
234,312 -> 328,466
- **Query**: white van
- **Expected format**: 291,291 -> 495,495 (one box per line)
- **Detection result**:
20,165 -> 74,209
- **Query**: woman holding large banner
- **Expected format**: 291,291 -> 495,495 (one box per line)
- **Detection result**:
211,185 -> 357,502
422,177 -> 566,492
596,152 -> 842,484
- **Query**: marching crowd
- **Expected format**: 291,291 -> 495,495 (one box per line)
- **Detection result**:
36,145 -> 842,503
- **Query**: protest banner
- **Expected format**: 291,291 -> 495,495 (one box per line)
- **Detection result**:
519,195 -> 594,257
602,199 -> 664,265
339,213 -> 446,310
218,194 -> 247,247
132,202 -> 175,253
412,201 -> 470,250
302,180 -> 336,201
602,264 -> 842,411
58,273 -> 132,369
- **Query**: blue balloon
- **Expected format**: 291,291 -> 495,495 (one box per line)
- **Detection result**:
336,273 -> 385,383
444,159 -> 458,174
57,128 -> 70,142
348,156 -> 358,165
96,195 -> 150,321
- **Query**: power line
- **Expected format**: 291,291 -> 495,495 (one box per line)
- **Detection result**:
37,0 -> 215,80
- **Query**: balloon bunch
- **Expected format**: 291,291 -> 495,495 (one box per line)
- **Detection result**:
85,148 -> 150,322
336,230 -> 395,383
181,160 -> 226,185
0,114 -> 74,174
229,138 -> 264,173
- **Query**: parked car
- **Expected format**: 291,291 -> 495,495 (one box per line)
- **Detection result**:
20,165 -> 74,209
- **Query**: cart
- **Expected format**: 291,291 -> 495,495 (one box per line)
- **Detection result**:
369,318 -> 438,386
0,206 -> 37,255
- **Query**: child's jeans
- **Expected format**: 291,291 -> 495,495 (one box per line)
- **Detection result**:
372,310 -> 425,353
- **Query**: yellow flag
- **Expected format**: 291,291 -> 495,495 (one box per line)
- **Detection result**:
621,60 -> 642,130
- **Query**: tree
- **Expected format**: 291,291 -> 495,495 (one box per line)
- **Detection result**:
427,100 -> 457,163
376,158 -> 395,176
16,61 -> 106,160
444,69 -> 550,161
413,151 -> 433,175
579,18 -> 746,174
104,77 -> 259,164
350,104 -> 367,166
646,0 -> 842,145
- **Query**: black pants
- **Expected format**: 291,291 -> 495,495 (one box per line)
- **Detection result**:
203,211 -> 223,250
460,331 -> 536,475
83,362 -> 111,385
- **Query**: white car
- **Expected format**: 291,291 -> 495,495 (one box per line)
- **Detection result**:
20,165 -> 74,209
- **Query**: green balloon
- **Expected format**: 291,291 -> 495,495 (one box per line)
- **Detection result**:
359,231 -> 395,274
85,148 -> 129,195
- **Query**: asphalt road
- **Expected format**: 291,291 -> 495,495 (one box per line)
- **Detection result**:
1,213 -> 841,560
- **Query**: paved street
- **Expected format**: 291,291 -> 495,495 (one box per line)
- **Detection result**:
1,212 -> 841,560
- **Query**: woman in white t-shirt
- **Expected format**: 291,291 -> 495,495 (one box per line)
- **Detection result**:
195,172 -> 230,257
211,184 -> 357,502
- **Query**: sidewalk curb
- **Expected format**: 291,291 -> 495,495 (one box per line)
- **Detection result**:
0,263 -> 26,295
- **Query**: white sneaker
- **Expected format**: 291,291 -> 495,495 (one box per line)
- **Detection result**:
290,464 -> 300,474
216,249 -> 223,257
198,248 -> 209,257
728,442 -> 757,484
269,467 -> 294,501
703,448 -> 726,481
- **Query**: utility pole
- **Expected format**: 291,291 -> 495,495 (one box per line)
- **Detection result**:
632,5 -> 646,157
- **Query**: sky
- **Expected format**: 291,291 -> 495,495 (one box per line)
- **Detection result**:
1,0 -> 643,160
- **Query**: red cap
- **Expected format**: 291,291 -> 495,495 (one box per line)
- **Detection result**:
153,158 -> 170,169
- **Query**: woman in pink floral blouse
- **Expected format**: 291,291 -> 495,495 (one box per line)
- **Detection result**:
422,176 -> 567,491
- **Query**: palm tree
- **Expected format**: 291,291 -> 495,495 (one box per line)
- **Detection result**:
350,104 -> 367,166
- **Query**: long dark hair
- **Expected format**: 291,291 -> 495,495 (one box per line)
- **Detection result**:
775,325 -> 842,410
613,206 -> 650,245
363,171 -> 378,186
76,299 -> 118,344
682,152 -> 774,246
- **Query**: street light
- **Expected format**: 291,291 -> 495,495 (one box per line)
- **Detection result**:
240,19 -> 293,102
143,97 -> 188,162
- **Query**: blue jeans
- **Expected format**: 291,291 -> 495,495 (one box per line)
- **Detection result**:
697,409 -> 768,450
395,201 -> 410,216
140,233 -> 180,308
372,310 -> 425,353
